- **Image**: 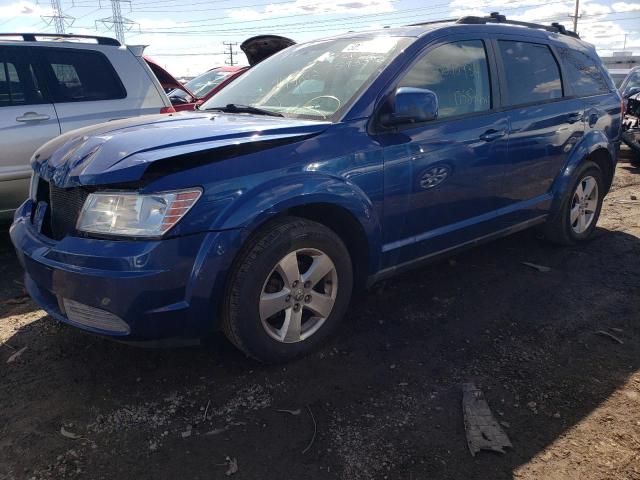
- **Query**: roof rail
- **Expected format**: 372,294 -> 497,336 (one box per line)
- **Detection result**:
456,12 -> 580,38
0,33 -> 121,46
407,17 -> 457,27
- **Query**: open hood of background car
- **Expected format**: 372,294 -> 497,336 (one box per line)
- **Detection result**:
144,56 -> 197,99
240,35 -> 296,66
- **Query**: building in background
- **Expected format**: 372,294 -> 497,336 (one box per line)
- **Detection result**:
602,51 -> 639,70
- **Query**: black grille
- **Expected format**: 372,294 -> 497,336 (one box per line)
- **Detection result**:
35,178 -> 89,240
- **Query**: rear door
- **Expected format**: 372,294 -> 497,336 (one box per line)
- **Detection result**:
0,45 -> 60,215
558,48 -> 620,145
35,47 -> 154,134
495,39 -> 585,207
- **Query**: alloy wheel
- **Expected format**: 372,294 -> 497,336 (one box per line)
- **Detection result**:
570,175 -> 599,234
259,248 -> 338,343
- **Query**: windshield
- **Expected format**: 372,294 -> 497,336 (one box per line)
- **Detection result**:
201,36 -> 413,121
169,69 -> 236,100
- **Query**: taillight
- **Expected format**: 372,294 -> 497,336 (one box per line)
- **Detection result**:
160,106 -> 176,114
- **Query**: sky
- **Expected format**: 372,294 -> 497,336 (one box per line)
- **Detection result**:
0,0 -> 638,77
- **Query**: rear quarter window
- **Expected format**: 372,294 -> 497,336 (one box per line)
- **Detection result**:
498,40 -> 562,106
558,48 -> 609,97
39,48 -> 126,103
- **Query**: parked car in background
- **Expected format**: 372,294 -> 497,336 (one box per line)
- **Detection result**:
11,14 -> 621,362
165,35 -> 296,111
0,33 -> 175,221
618,66 -> 640,97
608,68 -> 632,88
167,66 -> 247,111
143,55 -> 194,95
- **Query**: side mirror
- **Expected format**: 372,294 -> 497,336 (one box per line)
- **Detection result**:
624,86 -> 640,99
384,87 -> 438,126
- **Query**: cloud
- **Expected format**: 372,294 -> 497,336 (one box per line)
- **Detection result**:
0,1 -> 52,19
227,0 -> 394,21
611,2 -> 640,13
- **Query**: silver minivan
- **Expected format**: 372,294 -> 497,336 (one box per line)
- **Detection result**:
0,33 -> 174,220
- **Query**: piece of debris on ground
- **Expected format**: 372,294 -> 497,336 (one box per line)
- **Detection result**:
462,382 -> 512,456
521,262 -> 551,272
6,345 -> 27,363
595,330 -> 624,344
224,457 -> 238,476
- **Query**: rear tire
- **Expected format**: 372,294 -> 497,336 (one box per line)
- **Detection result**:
544,161 -> 604,245
222,216 -> 353,363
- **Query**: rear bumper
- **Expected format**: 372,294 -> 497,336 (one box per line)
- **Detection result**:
10,199 -> 242,341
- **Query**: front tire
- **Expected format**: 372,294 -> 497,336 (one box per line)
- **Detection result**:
545,161 -> 604,245
222,216 -> 353,363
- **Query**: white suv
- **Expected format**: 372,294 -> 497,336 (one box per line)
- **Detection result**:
0,33 -> 175,220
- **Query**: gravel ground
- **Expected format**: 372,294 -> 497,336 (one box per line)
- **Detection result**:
1,151 -> 639,480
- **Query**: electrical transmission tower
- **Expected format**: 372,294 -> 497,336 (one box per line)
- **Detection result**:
97,0 -> 138,44
42,0 -> 74,34
223,42 -> 239,66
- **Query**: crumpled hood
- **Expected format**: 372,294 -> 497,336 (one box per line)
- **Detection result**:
33,112 -> 331,187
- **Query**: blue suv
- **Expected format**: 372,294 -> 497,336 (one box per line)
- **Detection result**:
10,14 -> 621,362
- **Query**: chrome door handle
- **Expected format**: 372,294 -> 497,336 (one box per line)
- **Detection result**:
16,112 -> 51,122
479,129 -> 506,142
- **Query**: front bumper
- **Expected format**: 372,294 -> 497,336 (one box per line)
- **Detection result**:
10,199 -> 242,341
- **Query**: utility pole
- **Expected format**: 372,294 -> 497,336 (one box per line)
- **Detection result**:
223,42 -> 239,66
569,0 -> 580,34
97,0 -> 138,44
42,0 -> 74,34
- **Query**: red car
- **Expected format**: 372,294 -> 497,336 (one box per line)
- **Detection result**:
168,66 -> 248,111
164,35 -> 296,111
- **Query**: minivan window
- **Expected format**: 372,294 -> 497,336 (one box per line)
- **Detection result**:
40,49 -> 126,103
558,48 -> 609,96
398,40 -> 491,118
498,41 -> 562,106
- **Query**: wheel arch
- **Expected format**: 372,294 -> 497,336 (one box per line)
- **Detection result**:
215,174 -> 382,292
549,131 -> 616,217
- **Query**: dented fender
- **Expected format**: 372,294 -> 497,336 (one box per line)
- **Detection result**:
211,171 -> 383,272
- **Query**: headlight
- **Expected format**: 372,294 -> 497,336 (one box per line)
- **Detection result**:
76,188 -> 202,237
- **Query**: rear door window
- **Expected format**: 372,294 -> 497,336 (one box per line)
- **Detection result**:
398,40 -> 491,118
558,48 -> 609,96
498,41 -> 562,106
39,48 -> 126,103
0,47 -> 45,107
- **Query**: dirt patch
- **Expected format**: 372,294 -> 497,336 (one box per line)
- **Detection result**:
1,151 -> 640,480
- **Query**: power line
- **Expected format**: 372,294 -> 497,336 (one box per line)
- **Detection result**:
73,0 -> 542,29
131,10 -> 640,37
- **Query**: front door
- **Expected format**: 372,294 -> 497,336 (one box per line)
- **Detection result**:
0,46 -> 60,215
380,39 -> 509,269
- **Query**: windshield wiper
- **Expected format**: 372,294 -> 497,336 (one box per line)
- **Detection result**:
206,103 -> 283,117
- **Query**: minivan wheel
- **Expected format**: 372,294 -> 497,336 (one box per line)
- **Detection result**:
544,161 -> 604,245
222,216 -> 353,363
